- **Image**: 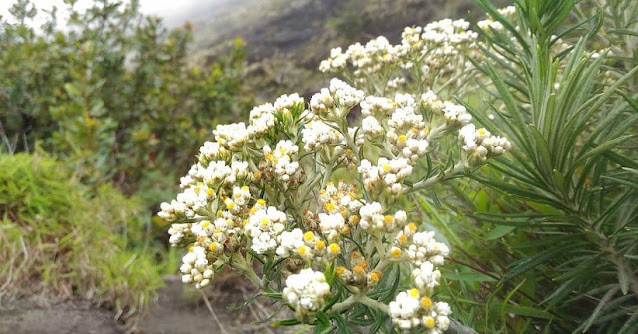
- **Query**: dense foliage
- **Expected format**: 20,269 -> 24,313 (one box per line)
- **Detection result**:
462,0 -> 638,332
0,0 -> 252,198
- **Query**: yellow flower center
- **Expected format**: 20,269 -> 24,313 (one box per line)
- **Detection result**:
329,243 -> 341,254
381,164 -> 392,172
409,288 -> 420,298
421,296 -> 432,309
315,240 -> 326,250
369,270 -> 382,283
424,316 -> 435,329
324,202 -> 336,212
209,243 -> 218,251
303,231 -> 315,242
407,222 -> 417,232
391,248 -> 402,258
297,245 -> 308,255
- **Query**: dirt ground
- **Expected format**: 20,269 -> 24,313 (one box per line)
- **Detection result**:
0,276 -> 295,334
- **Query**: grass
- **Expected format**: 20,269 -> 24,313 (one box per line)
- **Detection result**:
0,153 -> 163,329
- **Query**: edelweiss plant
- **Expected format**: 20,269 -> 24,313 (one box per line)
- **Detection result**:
160,16 -> 510,332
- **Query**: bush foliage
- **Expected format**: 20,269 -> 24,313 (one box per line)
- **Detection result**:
0,0 -> 253,197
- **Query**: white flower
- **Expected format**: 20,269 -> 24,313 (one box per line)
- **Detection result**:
274,93 -> 304,117
360,96 -> 395,118
262,140 -> 301,184
245,206 -> 288,254
389,289 -> 422,329
198,141 -> 228,165
412,261 -> 441,293
442,101 -> 472,124
310,88 -> 336,117
283,269 -> 331,314
361,116 -> 384,138
420,90 -> 443,115
407,231 -> 450,266
276,228 -> 306,258
328,78 -> 365,113
459,124 -> 511,163
213,122 -> 251,151
318,213 -> 345,241
168,223 -> 193,247
358,157 -> 412,194
249,103 -> 277,135
180,246 -> 214,289
301,120 -> 346,155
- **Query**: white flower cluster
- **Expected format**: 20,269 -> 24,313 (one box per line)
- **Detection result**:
158,182 -> 214,221
283,269 -> 331,314
261,140 -> 301,184
459,124 -> 512,163
320,18 -> 480,88
389,288 -> 451,332
167,223 -> 193,247
180,246 -> 215,289
244,206 -> 288,254
249,103 -> 277,136
276,228 -> 341,262
198,141 -> 229,165
405,231 -> 450,267
274,93 -> 304,116
358,157 -> 413,195
214,122 -> 252,151
319,181 -> 362,231
477,6 -> 515,31
387,94 -> 431,162
412,261 -> 442,295
359,202 -> 407,233
320,36 -> 402,75
162,10 -> 516,330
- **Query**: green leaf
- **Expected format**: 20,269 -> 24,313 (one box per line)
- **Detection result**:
581,287 -> 618,332
500,242 -> 579,285
496,303 -> 555,320
485,225 -> 517,240
271,318 -> 301,327
446,272 -> 497,283
314,311 -> 331,333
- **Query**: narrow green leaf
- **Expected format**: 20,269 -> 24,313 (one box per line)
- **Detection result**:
485,225 -> 517,240
446,272 -> 497,283
500,243 -> 577,284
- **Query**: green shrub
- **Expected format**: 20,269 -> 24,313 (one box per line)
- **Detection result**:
457,0 -> 638,331
0,0 -> 253,197
0,153 -> 162,328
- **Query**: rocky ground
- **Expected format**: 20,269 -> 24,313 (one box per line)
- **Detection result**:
0,276 -> 293,334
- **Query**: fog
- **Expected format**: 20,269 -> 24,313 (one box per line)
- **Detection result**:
0,0 -> 223,27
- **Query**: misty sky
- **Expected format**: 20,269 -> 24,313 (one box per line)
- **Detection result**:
0,0 -> 209,27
